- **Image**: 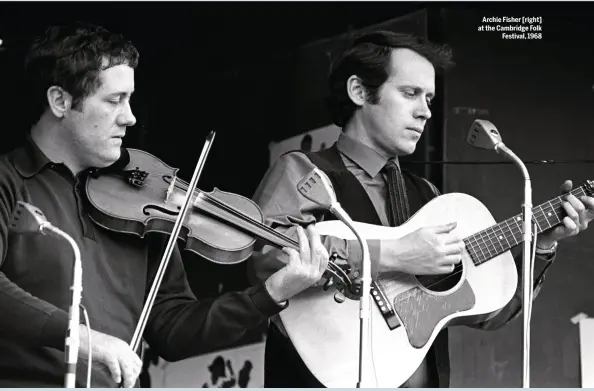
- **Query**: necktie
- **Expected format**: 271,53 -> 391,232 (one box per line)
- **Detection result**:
384,160 -> 410,227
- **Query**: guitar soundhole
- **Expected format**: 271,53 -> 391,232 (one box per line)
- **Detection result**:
415,263 -> 463,293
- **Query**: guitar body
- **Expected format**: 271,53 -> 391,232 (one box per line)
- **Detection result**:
278,193 -> 519,388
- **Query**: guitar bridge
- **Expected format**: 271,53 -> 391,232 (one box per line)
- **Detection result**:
371,281 -> 401,330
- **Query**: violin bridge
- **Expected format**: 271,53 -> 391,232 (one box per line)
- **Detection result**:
165,177 -> 176,203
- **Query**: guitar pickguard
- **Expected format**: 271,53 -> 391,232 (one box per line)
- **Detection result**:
392,281 -> 475,348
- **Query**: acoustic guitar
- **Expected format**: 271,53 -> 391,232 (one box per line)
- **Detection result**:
278,182 -> 593,388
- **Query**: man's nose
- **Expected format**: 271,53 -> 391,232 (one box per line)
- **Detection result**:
118,101 -> 136,127
414,99 -> 432,120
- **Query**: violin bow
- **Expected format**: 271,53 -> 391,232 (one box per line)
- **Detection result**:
129,130 -> 216,353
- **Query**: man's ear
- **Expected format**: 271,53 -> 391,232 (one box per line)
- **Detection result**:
346,75 -> 367,107
46,86 -> 73,119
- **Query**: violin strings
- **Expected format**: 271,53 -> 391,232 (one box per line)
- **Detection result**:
172,178 -> 300,249
122,173 -> 276,243
167,178 -> 353,285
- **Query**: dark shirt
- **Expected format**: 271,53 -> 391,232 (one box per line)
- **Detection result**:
248,133 -> 555,387
0,136 -> 283,387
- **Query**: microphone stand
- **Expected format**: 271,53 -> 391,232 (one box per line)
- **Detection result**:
496,144 -> 533,388
466,119 -> 534,387
9,201 -> 83,388
296,168 -> 374,387
43,223 -> 82,388
327,206 -> 373,388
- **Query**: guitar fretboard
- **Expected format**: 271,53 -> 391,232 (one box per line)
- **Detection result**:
465,184 -> 591,265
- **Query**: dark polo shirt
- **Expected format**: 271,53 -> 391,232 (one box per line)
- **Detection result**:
0,136 -> 282,387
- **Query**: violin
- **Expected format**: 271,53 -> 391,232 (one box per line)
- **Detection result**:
85,147 -> 287,265
83,136 -> 357,352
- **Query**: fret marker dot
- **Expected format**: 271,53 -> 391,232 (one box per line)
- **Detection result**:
499,236 -> 503,240
547,213 -> 552,217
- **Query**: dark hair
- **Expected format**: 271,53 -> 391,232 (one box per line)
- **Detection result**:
24,22 -> 139,123
327,30 -> 454,128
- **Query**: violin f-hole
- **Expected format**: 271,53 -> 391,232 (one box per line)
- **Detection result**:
143,204 -> 180,217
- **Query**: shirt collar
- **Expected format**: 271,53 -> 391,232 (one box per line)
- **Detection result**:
12,134 -> 130,179
336,133 -> 399,178
12,133 -> 54,178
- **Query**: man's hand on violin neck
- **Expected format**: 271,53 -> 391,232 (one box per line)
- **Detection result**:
265,225 -> 329,303
79,325 -> 142,388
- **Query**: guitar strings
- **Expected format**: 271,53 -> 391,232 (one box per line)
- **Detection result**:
379,221 -> 539,324
380,188 -> 585,298
466,188 -> 585,263
382,215 -> 549,298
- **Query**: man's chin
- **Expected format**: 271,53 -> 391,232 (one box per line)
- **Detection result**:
393,144 -> 417,156
96,149 -> 122,168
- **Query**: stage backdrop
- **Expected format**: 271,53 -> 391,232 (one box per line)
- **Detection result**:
268,124 -> 341,166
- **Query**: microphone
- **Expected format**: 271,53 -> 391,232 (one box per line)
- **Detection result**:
296,168 -> 337,210
297,168 -> 375,388
466,120 -> 534,388
9,201 -> 62,237
466,119 -> 515,160
9,201 -> 83,389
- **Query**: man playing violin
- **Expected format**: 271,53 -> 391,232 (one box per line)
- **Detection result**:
248,30 -> 594,387
0,23 -> 329,387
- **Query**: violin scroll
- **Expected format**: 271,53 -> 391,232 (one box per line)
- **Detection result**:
322,252 -> 362,302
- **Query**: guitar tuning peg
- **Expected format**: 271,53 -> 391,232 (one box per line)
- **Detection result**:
323,278 -> 334,291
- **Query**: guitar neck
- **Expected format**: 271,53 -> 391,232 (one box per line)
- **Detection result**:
465,182 -> 592,265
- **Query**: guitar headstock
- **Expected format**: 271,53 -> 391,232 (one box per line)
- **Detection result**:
584,180 -> 594,197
